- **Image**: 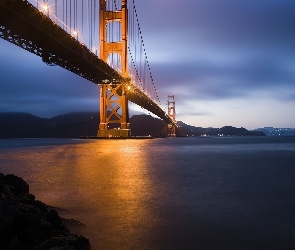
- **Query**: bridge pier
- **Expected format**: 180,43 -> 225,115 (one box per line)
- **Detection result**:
0,0 -> 177,135
97,0 -> 131,137
98,129 -> 131,138
97,83 -> 131,138
167,95 -> 177,137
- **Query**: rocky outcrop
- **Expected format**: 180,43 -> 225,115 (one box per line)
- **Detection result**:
0,173 -> 91,250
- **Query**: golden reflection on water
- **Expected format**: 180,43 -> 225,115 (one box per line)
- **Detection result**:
70,140 -> 154,249
0,139 -> 157,249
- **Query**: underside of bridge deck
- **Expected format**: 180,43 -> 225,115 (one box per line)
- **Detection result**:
0,0 -> 175,125
0,0 -> 122,84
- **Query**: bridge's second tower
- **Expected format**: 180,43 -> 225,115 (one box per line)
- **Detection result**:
98,0 -> 130,137
168,95 -> 177,137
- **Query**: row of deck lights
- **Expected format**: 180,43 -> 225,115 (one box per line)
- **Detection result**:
37,3 -> 80,41
36,2 -> 163,113
36,1 -> 103,57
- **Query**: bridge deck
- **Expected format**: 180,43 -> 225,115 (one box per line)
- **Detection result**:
0,0 -> 122,83
0,0 -> 173,124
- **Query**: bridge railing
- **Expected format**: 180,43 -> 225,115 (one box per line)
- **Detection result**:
0,0 -> 175,125
28,0 -> 100,55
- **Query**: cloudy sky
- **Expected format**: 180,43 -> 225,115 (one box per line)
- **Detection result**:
0,0 -> 295,129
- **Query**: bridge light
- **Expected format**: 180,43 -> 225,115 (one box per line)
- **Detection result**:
41,4 -> 50,16
42,4 -> 49,11
72,30 -> 79,40
92,47 -> 98,55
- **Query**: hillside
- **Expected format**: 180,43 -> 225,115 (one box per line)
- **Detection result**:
0,112 -> 98,138
0,112 -> 264,138
177,121 -> 265,136
0,112 -> 168,138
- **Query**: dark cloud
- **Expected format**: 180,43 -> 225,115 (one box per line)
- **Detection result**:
177,111 -> 213,118
153,52 -> 294,101
0,0 -> 294,128
138,0 -> 295,115
139,0 -> 295,47
0,40 -> 100,117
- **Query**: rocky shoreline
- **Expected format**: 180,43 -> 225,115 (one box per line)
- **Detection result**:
0,173 -> 91,250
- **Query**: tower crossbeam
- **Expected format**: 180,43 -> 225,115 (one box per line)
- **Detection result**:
0,0 -> 176,134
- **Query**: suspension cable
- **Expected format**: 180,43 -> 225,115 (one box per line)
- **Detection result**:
129,0 -> 161,105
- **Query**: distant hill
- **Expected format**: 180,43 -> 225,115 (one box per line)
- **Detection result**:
0,112 -> 167,138
0,112 -> 264,138
47,112 -> 99,138
130,115 -> 168,137
177,121 -> 265,137
0,112 -> 48,138
0,112 -> 99,138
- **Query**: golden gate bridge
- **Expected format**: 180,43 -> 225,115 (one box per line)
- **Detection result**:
0,0 -> 177,137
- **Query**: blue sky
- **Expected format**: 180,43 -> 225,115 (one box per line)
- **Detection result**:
0,0 -> 295,129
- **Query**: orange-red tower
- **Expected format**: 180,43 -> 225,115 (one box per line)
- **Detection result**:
167,95 -> 176,136
98,0 -> 130,137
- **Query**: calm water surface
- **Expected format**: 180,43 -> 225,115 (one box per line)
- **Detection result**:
1,137 -> 295,250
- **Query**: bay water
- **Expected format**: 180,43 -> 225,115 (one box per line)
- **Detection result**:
1,136 -> 295,250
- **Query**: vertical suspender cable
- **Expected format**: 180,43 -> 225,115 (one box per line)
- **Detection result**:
70,0 -> 71,32
64,0 -> 66,31
75,0 -> 77,32
116,0 -> 118,70
88,0 -> 89,48
75,0 -> 77,34
82,1 -> 84,42
55,0 -> 57,23
73,0 -> 75,33
89,0 -> 91,49
92,0 -> 93,49
66,0 -> 68,32
76,0 -> 77,34
91,0 -> 93,50
94,0 -> 96,54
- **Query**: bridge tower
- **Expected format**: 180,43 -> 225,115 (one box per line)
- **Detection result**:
98,0 -> 130,137
167,95 -> 177,137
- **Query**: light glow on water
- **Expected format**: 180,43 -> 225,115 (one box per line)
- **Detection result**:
1,137 -> 295,249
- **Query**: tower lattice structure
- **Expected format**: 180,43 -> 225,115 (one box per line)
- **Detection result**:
97,0 -> 130,137
167,95 -> 176,136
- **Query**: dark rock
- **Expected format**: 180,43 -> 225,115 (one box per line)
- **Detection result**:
35,236 -> 91,250
48,206 -> 69,213
19,218 -> 53,249
0,172 -> 4,191
4,174 -> 29,195
62,218 -> 86,229
67,235 -> 91,250
19,193 -> 35,200
0,173 -> 91,250
2,184 -> 14,197
3,236 -> 22,250
32,235 -> 91,250
32,237 -> 75,250
22,199 -> 50,214
0,196 -> 21,249
20,203 -> 42,217
18,211 -> 43,227
47,209 -> 63,229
